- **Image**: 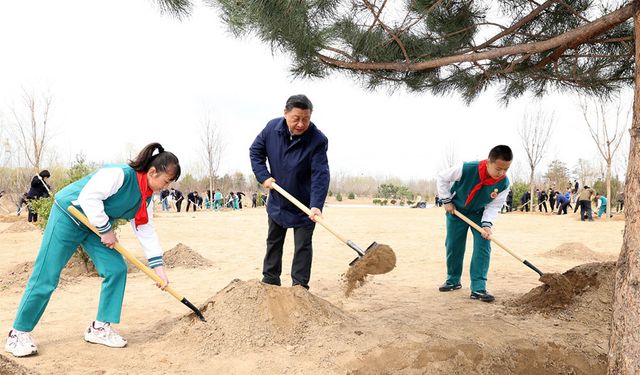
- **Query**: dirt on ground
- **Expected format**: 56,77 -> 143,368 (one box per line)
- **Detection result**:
1,222 -> 37,234
0,205 -> 624,374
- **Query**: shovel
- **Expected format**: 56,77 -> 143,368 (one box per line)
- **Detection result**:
67,205 -> 207,322
271,182 -> 393,272
452,209 -> 544,277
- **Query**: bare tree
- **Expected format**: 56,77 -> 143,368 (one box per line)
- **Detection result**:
518,111 -> 554,212
200,111 -> 224,208
10,89 -> 53,173
580,98 -> 629,219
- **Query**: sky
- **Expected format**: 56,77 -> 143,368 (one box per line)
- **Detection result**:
0,0 -> 632,182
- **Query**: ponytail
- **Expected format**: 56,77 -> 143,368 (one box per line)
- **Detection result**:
129,142 -> 181,181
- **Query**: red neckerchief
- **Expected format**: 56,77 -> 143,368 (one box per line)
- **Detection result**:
464,159 -> 505,207
134,171 -> 154,228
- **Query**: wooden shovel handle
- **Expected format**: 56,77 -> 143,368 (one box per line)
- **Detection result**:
67,206 -> 184,301
452,209 -> 525,263
271,182 -> 348,244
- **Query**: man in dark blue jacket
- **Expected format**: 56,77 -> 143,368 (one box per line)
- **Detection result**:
250,94 -> 330,289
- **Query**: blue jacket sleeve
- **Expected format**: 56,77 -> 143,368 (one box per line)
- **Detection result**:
310,139 -> 330,210
250,127 -> 272,184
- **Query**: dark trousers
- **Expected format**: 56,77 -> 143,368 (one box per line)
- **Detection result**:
175,199 -> 182,212
579,200 -> 593,221
186,201 -> 197,212
557,202 -> 569,215
538,202 -> 548,212
262,217 -> 315,289
26,198 -> 37,222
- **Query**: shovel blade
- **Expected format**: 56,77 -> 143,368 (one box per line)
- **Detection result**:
349,242 -> 379,266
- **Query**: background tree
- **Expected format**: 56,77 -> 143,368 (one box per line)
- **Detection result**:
545,159 -> 571,192
518,110 -> 554,212
200,111 -> 225,208
10,89 -> 53,173
580,98 -> 629,219
209,1 -> 639,370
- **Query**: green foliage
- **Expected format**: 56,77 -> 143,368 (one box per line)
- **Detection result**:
593,177 -> 622,198
376,183 -> 414,200
545,160 -> 570,190
257,192 -> 266,207
347,192 -> 355,199
372,198 -> 381,205
211,0 -> 634,102
328,190 -> 333,197
510,182 -> 530,209
30,197 -> 54,231
336,192 -> 343,202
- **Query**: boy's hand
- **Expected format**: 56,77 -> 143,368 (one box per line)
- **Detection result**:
153,266 -> 169,290
443,203 -> 456,214
481,227 -> 492,240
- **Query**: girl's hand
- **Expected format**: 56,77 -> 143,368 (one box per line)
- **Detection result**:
153,266 -> 169,290
100,230 -> 118,249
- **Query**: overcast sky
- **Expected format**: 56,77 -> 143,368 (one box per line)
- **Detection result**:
0,1 -> 632,181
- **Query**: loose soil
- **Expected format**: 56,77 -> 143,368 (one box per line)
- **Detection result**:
342,244 -> 396,297
163,243 -> 213,269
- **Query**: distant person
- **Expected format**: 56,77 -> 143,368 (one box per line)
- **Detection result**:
26,170 -> 52,222
436,145 -> 512,303
213,190 -> 223,211
186,191 -> 200,212
503,190 -> 513,213
596,193 -> 608,218
250,94 -> 329,289
537,189 -> 548,213
548,188 -> 556,211
520,190 -> 530,212
5,143 -> 180,357
236,191 -> 245,209
616,191 -> 624,212
556,191 -> 570,215
577,185 -> 595,221
170,188 -> 184,212
251,192 -> 257,208
159,189 -> 170,211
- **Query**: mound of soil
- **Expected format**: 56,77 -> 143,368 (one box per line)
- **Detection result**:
0,353 -> 40,375
510,262 -> 615,323
343,244 -> 396,297
163,243 -> 213,269
2,221 -> 37,233
166,279 -> 353,353
542,242 -> 605,261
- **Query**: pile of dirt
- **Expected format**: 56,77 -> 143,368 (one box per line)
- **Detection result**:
509,261 -> 615,324
1,221 -> 37,233
165,279 -> 353,353
343,244 -> 396,296
163,243 -> 213,269
0,353 -> 40,375
542,242 -> 606,261
0,256 -> 105,291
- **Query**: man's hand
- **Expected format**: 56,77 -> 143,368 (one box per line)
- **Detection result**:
481,227 -> 492,240
100,230 -> 118,249
262,177 -> 275,189
309,207 -> 322,222
153,266 -> 169,290
443,203 -> 456,214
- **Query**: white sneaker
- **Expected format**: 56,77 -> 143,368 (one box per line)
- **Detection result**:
84,322 -> 127,348
4,330 -> 38,357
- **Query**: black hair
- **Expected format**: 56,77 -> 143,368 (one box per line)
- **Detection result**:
39,170 -> 51,178
488,145 -> 513,162
128,142 -> 181,181
285,94 -> 313,112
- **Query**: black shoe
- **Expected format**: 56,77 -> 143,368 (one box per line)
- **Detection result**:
439,282 -> 462,292
470,290 -> 495,302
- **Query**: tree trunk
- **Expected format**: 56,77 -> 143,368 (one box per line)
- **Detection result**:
606,162 -> 612,220
608,3 -> 640,373
529,169 -> 536,212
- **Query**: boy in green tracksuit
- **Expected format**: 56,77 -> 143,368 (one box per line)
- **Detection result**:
5,143 -> 180,357
436,145 -> 512,302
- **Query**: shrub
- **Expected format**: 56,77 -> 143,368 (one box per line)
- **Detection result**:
347,192 -> 355,200
328,190 -> 333,197
390,199 -> 397,205
382,199 -> 388,206
336,192 -> 343,202
372,199 -> 381,205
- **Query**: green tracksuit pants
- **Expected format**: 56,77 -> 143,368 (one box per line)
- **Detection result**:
13,204 -> 127,332
445,211 -> 491,292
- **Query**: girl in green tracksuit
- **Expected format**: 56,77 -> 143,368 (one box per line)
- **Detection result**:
5,142 -> 180,357
436,145 -> 512,303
